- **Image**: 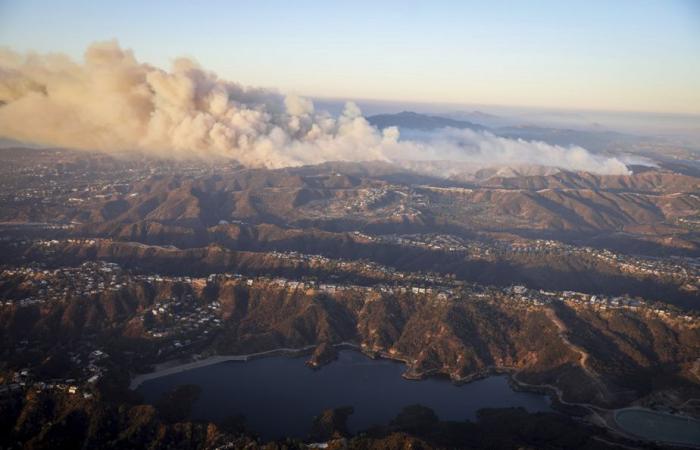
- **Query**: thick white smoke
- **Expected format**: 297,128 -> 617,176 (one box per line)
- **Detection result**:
394,128 -> 632,175
0,41 -> 630,174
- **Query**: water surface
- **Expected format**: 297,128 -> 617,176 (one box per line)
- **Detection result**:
138,350 -> 551,440
615,408 -> 700,446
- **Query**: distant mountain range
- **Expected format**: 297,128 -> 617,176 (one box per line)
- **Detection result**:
367,111 -> 487,132
444,110 -> 510,128
367,111 -> 643,153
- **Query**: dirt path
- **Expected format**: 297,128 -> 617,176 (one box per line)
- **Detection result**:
545,307 -> 611,400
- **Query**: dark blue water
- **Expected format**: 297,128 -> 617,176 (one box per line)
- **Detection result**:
615,409 -> 700,446
138,350 -> 551,440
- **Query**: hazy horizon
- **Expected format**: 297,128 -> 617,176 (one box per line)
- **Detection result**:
1,1 -> 699,170
1,0 -> 699,115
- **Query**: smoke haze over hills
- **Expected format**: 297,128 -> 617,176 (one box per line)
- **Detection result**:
0,41 -> 631,174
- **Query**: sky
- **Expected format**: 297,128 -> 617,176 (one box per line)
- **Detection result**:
1,0 -> 699,114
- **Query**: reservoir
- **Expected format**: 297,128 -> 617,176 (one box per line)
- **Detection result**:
614,408 -> 700,446
137,350 -> 551,440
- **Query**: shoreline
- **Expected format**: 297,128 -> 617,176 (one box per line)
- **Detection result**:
129,342 -> 361,390
129,346 -> 316,390
349,349 -> 700,448
129,344 -> 699,447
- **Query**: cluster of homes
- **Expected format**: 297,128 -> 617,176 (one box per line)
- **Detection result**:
269,250 -> 398,277
500,285 -> 696,322
149,270 -> 696,330
0,261 -> 128,308
315,185 -> 426,220
2,244 -> 696,329
342,186 -> 391,211
143,295 -> 223,346
1,347 -> 109,399
371,233 -> 700,286
677,216 -> 700,230
0,152 -> 225,211
1,255 -> 695,398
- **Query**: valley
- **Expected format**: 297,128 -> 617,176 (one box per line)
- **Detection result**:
0,148 -> 699,449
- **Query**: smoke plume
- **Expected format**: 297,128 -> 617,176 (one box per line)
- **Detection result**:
0,41 -> 630,174
395,128 -> 632,175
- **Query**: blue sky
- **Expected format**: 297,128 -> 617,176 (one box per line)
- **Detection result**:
1,0 -> 699,113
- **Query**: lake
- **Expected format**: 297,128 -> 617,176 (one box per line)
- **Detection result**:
137,350 -> 551,440
614,408 -> 700,446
